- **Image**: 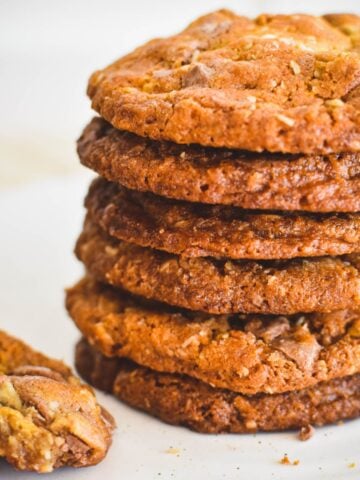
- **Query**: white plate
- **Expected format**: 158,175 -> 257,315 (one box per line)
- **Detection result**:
0,175 -> 359,480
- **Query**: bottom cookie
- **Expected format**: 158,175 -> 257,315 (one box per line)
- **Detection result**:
76,338 -> 360,434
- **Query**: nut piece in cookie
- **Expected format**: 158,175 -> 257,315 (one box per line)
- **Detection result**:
0,330 -> 114,473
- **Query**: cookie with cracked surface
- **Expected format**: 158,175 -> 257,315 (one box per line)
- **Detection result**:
85,177 -> 360,260
88,12 -> 360,154
75,338 -> 360,434
0,330 -> 114,473
76,218 -> 360,315
78,118 -> 360,213
65,277 -> 360,395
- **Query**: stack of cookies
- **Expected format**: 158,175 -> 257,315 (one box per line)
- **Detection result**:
66,11 -> 360,434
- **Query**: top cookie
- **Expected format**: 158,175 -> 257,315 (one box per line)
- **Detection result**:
88,11 -> 360,154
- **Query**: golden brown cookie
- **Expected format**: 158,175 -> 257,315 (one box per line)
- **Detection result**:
76,338 -> 360,434
0,330 -> 114,473
85,177 -> 360,260
78,118 -> 360,213
65,277 -> 360,395
76,218 -> 360,315
0,331 -> 71,378
88,12 -> 360,154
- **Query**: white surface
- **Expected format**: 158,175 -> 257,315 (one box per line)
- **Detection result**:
1,1 -> 360,478
0,176 -> 359,479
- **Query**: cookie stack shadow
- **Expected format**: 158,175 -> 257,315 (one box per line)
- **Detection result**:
66,11 -> 360,434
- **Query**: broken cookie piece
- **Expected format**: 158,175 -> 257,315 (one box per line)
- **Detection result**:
0,330 -> 114,473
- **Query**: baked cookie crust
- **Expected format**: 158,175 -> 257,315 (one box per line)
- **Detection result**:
0,330 -> 114,473
76,338 -> 360,434
78,118 -> 360,212
88,12 -> 360,154
76,218 -> 360,315
85,177 -> 360,260
66,277 -> 360,395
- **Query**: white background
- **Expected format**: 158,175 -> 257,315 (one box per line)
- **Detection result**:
0,1 -> 359,479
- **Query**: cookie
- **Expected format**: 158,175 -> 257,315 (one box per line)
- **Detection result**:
87,11 -> 360,154
0,330 -> 114,473
78,118 -> 360,213
76,218 -> 360,315
0,330 -> 71,378
76,338 -> 360,434
85,177 -> 360,260
65,277 -> 360,395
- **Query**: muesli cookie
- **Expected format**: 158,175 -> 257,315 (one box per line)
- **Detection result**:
66,277 -> 360,395
87,12 -> 360,153
85,177 -> 360,260
76,338 -> 360,434
0,330 -> 114,473
78,118 -> 360,212
76,218 -> 360,314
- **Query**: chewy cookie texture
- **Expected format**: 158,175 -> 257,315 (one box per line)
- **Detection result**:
76,218 -> 360,315
87,12 -> 360,154
78,118 -> 360,213
0,330 -> 114,473
76,338 -> 360,434
68,10 -> 360,435
85,177 -> 360,260
66,277 -> 360,396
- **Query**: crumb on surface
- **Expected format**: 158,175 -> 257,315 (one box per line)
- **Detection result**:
165,447 -> 181,455
299,424 -> 315,441
279,454 -> 300,466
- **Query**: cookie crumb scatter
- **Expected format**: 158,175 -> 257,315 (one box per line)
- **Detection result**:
280,455 -> 290,465
279,454 -> 299,466
299,424 -> 315,441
